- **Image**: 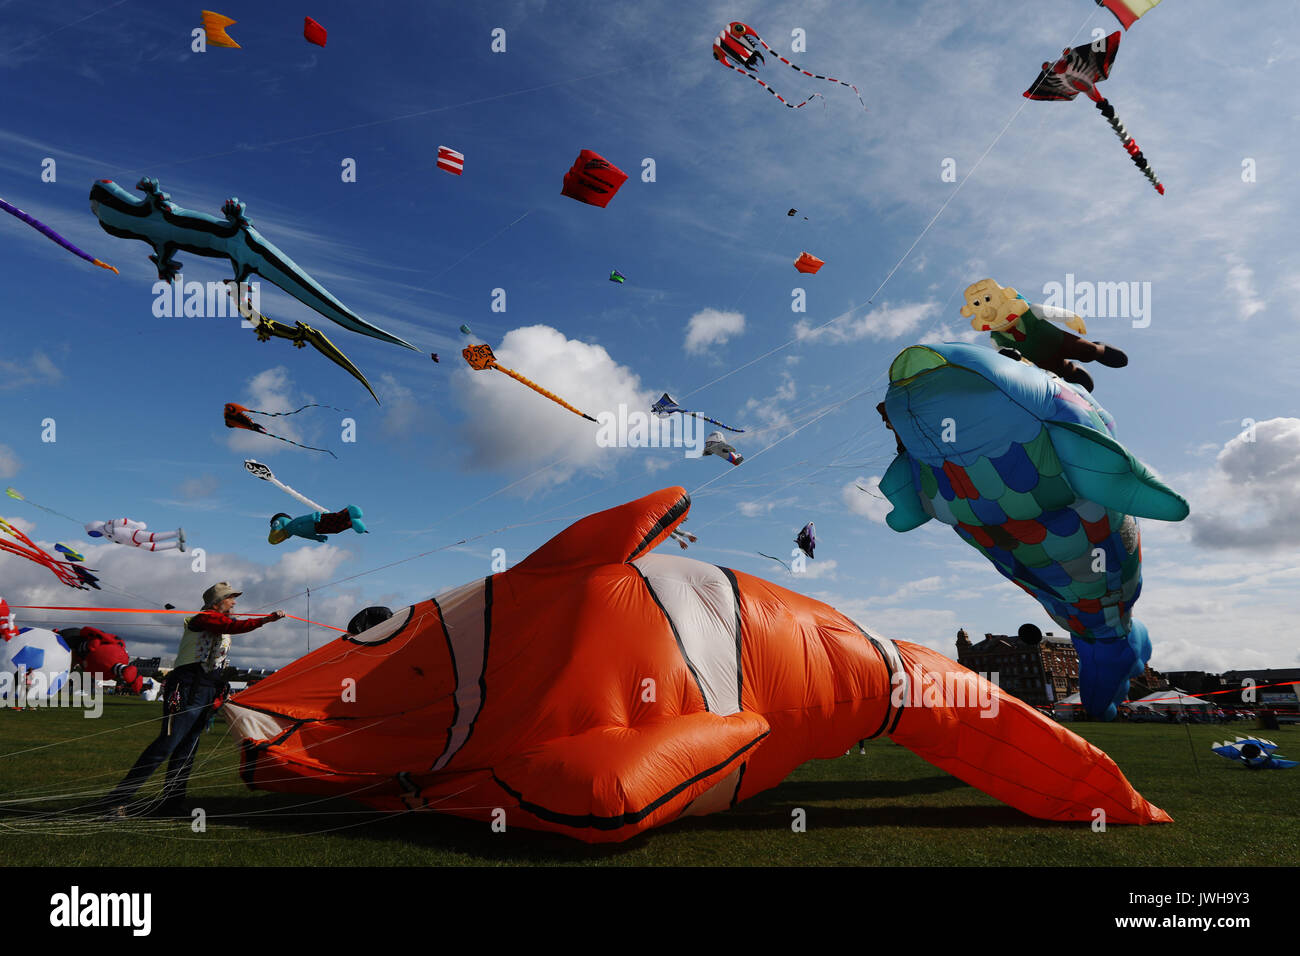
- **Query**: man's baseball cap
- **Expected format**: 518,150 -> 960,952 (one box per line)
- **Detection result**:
203,582 -> 243,607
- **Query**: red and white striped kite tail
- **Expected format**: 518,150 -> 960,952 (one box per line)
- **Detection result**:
714,55 -> 824,109
754,38 -> 868,110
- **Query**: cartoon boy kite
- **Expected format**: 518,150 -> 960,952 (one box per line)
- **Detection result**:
961,278 -> 1128,393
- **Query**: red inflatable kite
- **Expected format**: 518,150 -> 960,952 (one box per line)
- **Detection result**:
61,626 -> 143,695
0,596 -> 16,641
794,251 -> 824,274
303,17 -> 327,47
225,487 -> 1169,842
561,150 -> 628,208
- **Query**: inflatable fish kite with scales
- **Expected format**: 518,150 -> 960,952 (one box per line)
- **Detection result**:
89,178 -> 416,350
879,343 -> 1189,721
225,486 -> 1169,843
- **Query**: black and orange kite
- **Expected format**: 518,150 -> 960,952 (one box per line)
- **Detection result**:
224,403 -> 339,457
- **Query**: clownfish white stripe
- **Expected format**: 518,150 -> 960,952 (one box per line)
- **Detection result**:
632,554 -> 743,716
429,578 -> 491,771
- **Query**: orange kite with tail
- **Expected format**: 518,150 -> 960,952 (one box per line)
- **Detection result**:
225,487 -> 1168,841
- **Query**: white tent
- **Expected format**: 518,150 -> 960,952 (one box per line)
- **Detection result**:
1131,689 -> 1211,711
1052,692 -> 1082,720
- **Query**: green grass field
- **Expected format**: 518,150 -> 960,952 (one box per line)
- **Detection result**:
1,698 -> 1296,866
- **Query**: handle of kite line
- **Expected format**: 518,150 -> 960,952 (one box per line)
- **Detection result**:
8,605 -> 347,633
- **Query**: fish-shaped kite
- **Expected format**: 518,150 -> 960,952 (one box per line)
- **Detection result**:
703,431 -> 744,466
223,487 -> 1169,842
878,343 -> 1189,720
651,393 -> 744,433
90,178 -> 417,349
795,522 -> 815,559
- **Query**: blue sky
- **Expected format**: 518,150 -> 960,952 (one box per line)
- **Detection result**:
2,0 -> 1298,676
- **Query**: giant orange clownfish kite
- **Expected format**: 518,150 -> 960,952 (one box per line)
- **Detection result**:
225,487 -> 1169,842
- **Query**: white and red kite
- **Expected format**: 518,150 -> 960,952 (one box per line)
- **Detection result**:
437,146 -> 464,176
1096,0 -> 1162,30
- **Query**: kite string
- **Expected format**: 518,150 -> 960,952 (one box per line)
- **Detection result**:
143,51 -> 695,171
5,489 -> 82,525
0,0 -> 131,57
9,605 -> 346,633
248,514 -> 583,611
689,383 -> 878,499
430,209 -> 534,283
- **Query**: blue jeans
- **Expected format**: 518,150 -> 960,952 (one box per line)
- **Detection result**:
104,665 -> 220,806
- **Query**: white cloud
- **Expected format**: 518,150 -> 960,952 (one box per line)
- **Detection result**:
684,308 -> 745,355
859,576 -> 947,607
736,498 -> 797,518
1188,418 -> 1300,551
843,476 -> 892,524
1224,255 -> 1267,321
0,444 -> 19,479
798,558 -> 837,580
0,350 -> 62,391
794,300 -> 940,345
741,371 -> 797,431
176,474 -> 219,500
919,322 -> 981,346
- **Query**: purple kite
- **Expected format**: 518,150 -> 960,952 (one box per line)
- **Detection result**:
1,196 -> 118,273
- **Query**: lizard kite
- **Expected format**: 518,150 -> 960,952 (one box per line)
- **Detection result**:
89,177 -> 417,349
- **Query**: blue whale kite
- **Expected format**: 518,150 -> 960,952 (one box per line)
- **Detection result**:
89,177 -> 416,350
878,343 -> 1189,720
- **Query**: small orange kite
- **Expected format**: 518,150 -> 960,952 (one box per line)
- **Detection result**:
793,251 -> 824,274
201,10 -> 240,48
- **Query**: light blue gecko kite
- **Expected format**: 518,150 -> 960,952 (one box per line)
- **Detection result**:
89,177 -> 415,350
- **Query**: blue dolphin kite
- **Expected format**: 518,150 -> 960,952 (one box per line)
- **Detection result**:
878,343 -> 1189,721
89,178 -> 416,350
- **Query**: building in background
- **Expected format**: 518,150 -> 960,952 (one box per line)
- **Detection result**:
954,628 -> 1079,707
